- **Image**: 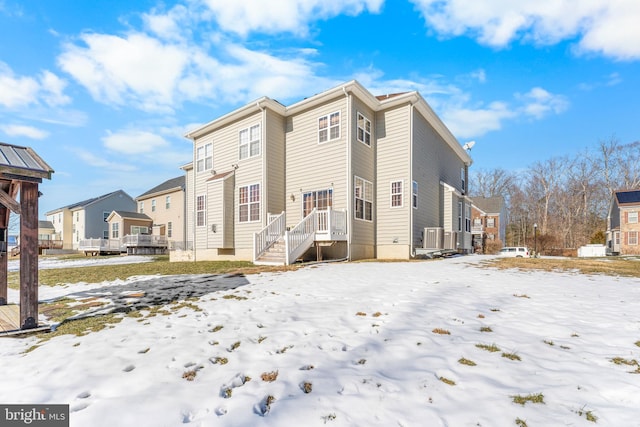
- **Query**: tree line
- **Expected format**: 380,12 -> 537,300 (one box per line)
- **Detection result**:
470,137 -> 640,254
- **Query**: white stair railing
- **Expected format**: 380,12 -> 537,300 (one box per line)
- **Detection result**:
285,209 -> 317,265
253,211 -> 286,262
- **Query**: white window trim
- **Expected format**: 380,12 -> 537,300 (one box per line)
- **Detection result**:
151,199 -> 156,212
239,183 -> 260,223
318,111 -> 340,144
165,195 -> 171,210
354,176 -> 373,222
196,194 -> 206,227
139,201 -> 144,214
239,124 -> 261,160
458,201 -> 463,232
390,180 -> 403,208
412,181 -> 418,209
111,222 -> 119,239
196,142 -> 213,173
357,112 -> 372,147
628,231 -> 638,245
628,211 -> 638,224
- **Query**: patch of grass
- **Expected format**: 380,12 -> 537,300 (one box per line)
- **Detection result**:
276,345 -> 293,354
355,311 -> 367,316
322,413 -> 337,423
210,325 -> 224,333
634,340 -> 640,347
515,418 -> 528,427
229,341 -> 241,351
487,257 -> 640,278
432,328 -> 450,335
9,257 -> 297,289
439,376 -> 456,386
182,369 -> 198,381
261,370 -> 279,382
610,357 -> 638,366
480,326 -> 493,333
543,340 -> 554,346
222,294 -> 248,301
490,308 -> 500,312
211,356 -> 228,365
458,357 -> 477,366
502,352 -> 521,361
357,358 -> 367,365
477,314 -> 485,318
40,297 -> 107,323
31,314 -> 123,347
512,393 -> 544,406
577,407 -> 598,423
258,336 -> 267,343
513,294 -> 530,299
259,395 -> 275,415
476,343 -> 500,352
372,311 -> 383,317
301,381 -> 313,394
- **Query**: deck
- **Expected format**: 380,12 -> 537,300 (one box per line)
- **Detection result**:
0,305 -> 50,336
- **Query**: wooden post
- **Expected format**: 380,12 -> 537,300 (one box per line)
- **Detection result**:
20,181 -> 39,329
0,218 -> 7,305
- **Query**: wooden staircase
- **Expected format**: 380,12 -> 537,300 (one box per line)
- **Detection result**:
254,238 -> 287,265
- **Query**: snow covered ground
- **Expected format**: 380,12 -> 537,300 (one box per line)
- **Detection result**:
1,255 -> 639,426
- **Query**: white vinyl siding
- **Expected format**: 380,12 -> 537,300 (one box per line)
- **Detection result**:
357,112 -> 371,147
391,180 -> 403,207
239,183 -> 260,223
318,111 -> 340,143
354,176 -> 373,221
239,124 -> 260,160
196,143 -> 213,173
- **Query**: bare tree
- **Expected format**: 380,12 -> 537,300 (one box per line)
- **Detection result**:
469,168 -> 514,198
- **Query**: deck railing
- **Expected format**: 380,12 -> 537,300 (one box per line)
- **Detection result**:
315,207 -> 347,240
285,209 -> 318,265
122,234 -> 168,247
78,238 -> 121,252
253,211 -> 286,262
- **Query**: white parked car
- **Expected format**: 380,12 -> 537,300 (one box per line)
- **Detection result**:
498,247 -> 531,258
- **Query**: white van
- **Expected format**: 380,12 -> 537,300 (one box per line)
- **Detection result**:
498,247 -> 530,258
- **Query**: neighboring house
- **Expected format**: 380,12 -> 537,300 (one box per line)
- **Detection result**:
179,80 -> 473,264
136,176 -> 186,247
37,220 -> 62,253
470,196 -> 507,252
45,190 -> 136,250
606,189 -> 640,255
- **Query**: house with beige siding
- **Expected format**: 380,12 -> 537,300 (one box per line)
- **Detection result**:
606,189 -> 640,255
46,190 -> 136,250
136,176 -> 186,247
177,81 -> 472,264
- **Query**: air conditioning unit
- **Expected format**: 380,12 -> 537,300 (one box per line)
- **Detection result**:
423,227 -> 444,249
443,231 -> 458,250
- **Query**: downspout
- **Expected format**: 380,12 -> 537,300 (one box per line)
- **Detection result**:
344,85 -> 351,261
258,101 -> 266,226
409,101 -> 415,258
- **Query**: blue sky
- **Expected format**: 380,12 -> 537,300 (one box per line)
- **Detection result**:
1,0 -> 639,218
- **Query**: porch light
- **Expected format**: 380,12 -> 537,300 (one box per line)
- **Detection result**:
290,193 -> 295,202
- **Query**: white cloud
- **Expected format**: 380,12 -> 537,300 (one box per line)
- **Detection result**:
517,87 -> 569,119
75,149 -> 138,172
441,101 -> 516,139
200,0 -> 383,36
102,129 -> 169,155
58,33 -> 189,112
0,124 -> 49,139
411,0 -> 640,60
0,62 -> 71,109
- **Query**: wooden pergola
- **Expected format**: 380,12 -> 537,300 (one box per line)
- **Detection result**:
0,142 -> 53,331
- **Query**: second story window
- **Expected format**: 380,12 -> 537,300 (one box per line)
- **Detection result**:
357,112 -> 371,146
318,112 -> 340,143
628,211 -> 638,224
112,222 -> 119,239
165,195 -> 171,210
151,199 -> 156,212
239,124 -> 260,160
139,201 -> 144,213
197,143 -> 213,173
487,217 -> 495,228
354,176 -> 373,221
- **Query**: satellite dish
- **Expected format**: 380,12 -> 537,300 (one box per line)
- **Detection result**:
463,140 -> 476,151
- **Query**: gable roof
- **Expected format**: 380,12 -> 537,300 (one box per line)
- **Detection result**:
108,211 -> 152,221
473,196 -> 505,214
615,189 -> 640,205
137,176 -> 185,200
46,190 -> 131,214
0,142 -> 54,181
38,220 -> 54,229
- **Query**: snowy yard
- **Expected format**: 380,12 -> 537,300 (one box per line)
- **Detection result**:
1,255 -> 639,426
